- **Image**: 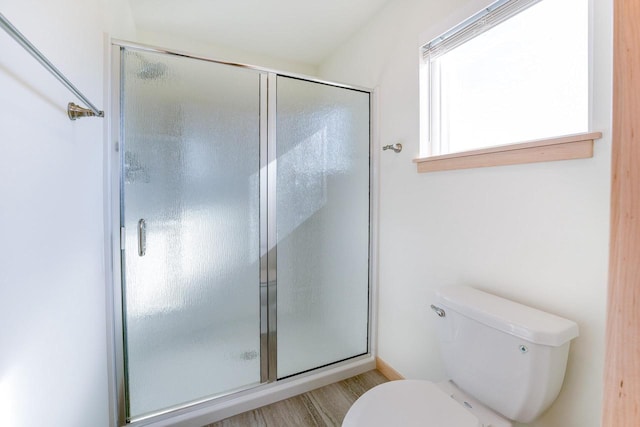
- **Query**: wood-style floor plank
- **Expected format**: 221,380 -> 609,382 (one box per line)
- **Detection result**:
207,370 -> 388,427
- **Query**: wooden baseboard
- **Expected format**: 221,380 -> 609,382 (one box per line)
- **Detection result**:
376,357 -> 404,381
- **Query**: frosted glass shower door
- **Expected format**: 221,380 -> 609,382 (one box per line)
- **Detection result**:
276,76 -> 370,378
120,49 -> 262,419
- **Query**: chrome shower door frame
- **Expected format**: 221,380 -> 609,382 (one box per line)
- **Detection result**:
106,39 -> 376,427
266,73 -> 279,383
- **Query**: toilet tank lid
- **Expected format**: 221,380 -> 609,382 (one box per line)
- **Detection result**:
435,286 -> 579,347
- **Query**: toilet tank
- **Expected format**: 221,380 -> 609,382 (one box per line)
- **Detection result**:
433,286 -> 579,423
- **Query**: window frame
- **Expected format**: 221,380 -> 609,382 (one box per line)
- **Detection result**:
417,0 -> 597,169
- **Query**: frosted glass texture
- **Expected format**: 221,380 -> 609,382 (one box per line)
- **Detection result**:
121,49 -> 261,418
276,76 -> 370,378
431,0 -> 588,154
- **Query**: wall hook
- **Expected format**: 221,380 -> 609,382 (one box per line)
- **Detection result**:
382,143 -> 402,153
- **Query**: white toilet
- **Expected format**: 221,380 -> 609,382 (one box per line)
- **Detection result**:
343,286 -> 579,426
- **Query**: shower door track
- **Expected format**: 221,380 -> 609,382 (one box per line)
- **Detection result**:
106,39 -> 377,427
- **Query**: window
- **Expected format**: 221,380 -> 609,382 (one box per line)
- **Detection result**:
420,0 -> 589,157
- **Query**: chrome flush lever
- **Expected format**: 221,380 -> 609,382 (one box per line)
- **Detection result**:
138,219 -> 146,256
430,304 -> 446,317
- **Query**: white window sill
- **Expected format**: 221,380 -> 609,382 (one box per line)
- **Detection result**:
413,132 -> 603,173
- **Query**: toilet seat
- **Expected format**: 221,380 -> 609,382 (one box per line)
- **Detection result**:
342,380 -> 481,427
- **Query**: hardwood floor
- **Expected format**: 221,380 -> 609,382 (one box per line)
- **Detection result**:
207,370 -> 389,427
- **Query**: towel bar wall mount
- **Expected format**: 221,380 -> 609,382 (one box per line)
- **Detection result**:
0,13 -> 104,120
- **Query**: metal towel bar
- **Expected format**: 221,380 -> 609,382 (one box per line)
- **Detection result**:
0,13 -> 104,120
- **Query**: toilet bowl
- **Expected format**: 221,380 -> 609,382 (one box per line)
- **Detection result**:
343,286 -> 579,426
342,380 -> 511,427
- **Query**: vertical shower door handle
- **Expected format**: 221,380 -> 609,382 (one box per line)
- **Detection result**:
138,218 -> 146,256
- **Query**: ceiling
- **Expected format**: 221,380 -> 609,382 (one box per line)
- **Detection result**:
128,0 -> 393,67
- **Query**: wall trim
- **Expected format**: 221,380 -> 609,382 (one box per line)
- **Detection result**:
376,357 -> 404,381
602,0 -> 640,424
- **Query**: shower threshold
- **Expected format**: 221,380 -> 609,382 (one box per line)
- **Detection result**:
128,356 -> 375,427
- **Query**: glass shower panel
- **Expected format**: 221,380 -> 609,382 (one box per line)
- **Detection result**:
276,76 -> 370,378
121,49 -> 262,419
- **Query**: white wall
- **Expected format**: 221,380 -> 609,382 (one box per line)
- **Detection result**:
319,0 -> 612,426
134,30 -> 318,76
0,1 -> 134,426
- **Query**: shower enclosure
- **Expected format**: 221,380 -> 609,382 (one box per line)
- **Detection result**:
109,42 -> 372,425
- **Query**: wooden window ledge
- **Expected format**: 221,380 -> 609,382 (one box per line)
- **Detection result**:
413,132 -> 603,173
